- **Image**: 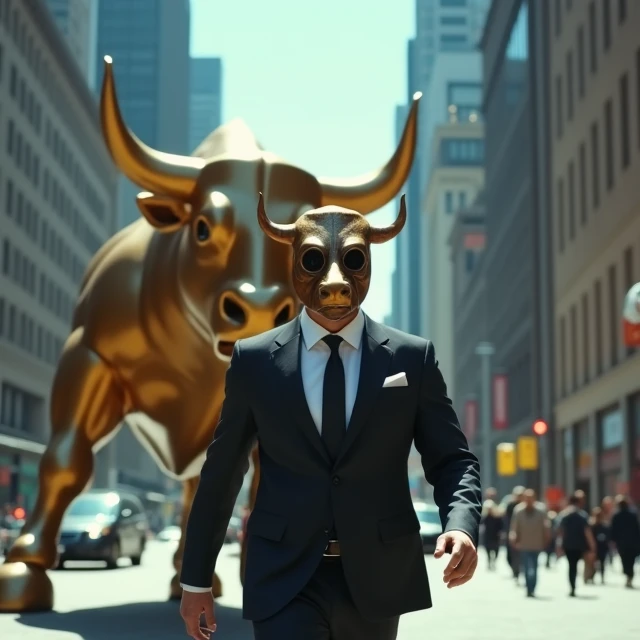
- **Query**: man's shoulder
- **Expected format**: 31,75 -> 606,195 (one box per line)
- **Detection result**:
236,318 -> 297,354
372,319 -> 429,352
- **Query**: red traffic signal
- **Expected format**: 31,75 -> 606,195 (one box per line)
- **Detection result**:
532,420 -> 548,436
13,507 -> 26,519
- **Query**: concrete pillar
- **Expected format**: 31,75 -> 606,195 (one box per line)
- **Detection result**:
620,395 -> 631,489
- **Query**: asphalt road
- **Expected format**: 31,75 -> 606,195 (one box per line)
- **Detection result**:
0,542 -> 638,639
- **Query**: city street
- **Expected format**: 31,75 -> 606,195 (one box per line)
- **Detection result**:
0,542 -> 638,639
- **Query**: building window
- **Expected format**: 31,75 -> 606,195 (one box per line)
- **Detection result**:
556,75 -> 563,139
637,49 -> 640,151
459,191 -> 466,209
582,293 -> 590,382
608,265 -> 618,366
603,0 -> 612,51
447,82 -> 482,122
570,305 -> 578,391
589,2 -> 598,74
555,0 -> 562,36
595,279 -> 603,375
557,178 -> 565,252
465,250 -> 475,273
440,34 -> 468,51
579,142 -> 587,225
445,191 -> 454,213
577,27 -> 585,99
590,121 -> 600,209
566,51 -> 574,120
568,161 -> 575,240
605,98 -> 614,191
620,73 -> 630,170
619,0 -> 627,22
441,16 -> 467,26
440,0 -> 467,6
440,138 -> 484,164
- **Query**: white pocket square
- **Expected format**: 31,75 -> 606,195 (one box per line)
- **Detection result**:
382,372 -> 408,388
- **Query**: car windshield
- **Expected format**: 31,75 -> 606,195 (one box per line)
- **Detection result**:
415,506 -> 440,525
66,495 -> 119,518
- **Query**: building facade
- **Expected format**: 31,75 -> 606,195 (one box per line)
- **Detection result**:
189,57 -> 222,154
44,0 -> 97,90
423,122 -> 484,403
0,0 -> 118,511
95,0 -> 190,229
479,0 -> 554,495
449,196 -> 487,454
550,0 -> 640,506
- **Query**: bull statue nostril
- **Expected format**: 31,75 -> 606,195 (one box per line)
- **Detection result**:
222,296 -> 246,326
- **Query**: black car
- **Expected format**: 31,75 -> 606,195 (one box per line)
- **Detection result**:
57,490 -> 148,569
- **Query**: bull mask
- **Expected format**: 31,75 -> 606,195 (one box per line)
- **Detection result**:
257,193 -> 406,321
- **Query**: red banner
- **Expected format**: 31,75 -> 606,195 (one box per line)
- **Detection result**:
464,400 -> 478,441
493,374 -> 508,430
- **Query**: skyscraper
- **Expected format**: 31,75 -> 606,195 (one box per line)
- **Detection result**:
95,0 -> 191,227
44,0 -> 97,89
189,57 -> 222,153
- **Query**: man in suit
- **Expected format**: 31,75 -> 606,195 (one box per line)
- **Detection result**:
179,194 -> 482,640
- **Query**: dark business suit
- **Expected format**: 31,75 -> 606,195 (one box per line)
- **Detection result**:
180,314 -> 482,635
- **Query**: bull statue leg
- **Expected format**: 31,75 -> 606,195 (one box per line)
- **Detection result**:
0,329 -> 125,612
170,476 -> 223,600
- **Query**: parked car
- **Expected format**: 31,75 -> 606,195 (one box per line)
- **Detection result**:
414,501 -> 442,554
156,525 -> 181,542
57,490 -> 148,569
1,518 -> 25,557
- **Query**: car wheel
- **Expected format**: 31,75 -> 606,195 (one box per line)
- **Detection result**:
105,541 -> 120,569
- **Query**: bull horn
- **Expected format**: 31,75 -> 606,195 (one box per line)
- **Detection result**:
369,194 -> 406,244
257,193 -> 296,244
318,92 -> 421,214
100,56 -> 205,199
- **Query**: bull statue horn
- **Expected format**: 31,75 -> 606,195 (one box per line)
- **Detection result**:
257,193 -> 296,244
318,92 -> 421,215
100,56 -> 205,199
369,194 -> 407,244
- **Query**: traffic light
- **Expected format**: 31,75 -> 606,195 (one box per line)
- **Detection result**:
532,419 -> 548,436
13,507 -> 25,520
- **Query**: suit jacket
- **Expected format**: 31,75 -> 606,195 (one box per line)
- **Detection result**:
180,314 -> 482,622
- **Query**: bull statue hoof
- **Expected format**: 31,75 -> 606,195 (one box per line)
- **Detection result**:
0,562 -> 54,612
169,572 -> 223,600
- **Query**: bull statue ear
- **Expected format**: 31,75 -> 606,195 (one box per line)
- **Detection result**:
136,192 -> 191,232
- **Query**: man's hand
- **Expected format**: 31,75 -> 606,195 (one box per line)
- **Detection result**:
180,590 -> 216,639
434,530 -> 478,589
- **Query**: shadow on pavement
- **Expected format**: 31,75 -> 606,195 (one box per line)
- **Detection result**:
16,600 -> 253,640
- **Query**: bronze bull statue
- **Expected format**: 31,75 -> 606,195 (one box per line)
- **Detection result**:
0,56 -> 420,612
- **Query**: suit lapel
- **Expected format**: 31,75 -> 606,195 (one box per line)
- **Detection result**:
336,315 -> 392,465
271,318 -> 332,466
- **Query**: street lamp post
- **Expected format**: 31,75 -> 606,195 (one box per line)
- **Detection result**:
475,342 -> 495,493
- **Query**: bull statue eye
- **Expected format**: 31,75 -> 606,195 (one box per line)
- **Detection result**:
196,218 -> 210,242
343,248 -> 366,271
300,248 -> 325,273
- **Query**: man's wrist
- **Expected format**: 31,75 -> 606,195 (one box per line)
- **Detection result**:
180,583 -> 213,593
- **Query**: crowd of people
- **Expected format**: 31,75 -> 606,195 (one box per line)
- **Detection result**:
480,487 -> 640,598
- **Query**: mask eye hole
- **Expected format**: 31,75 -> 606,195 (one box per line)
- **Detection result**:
195,218 -> 210,242
343,248 -> 366,271
300,247 -> 325,273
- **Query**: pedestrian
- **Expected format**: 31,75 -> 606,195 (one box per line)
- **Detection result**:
504,485 -> 525,580
544,510 -> 558,568
610,495 -> 640,589
509,489 -> 550,597
589,507 -> 610,584
556,493 -> 596,597
481,499 -> 503,570
178,198 -> 483,640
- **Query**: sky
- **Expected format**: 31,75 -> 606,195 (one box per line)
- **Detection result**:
190,0 -> 415,322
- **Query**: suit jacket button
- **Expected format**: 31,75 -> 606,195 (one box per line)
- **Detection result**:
332,476 -> 340,486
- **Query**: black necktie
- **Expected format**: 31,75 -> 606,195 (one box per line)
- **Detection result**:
321,335 -> 346,463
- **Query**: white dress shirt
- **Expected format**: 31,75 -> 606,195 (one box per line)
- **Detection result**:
181,308 -> 365,593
